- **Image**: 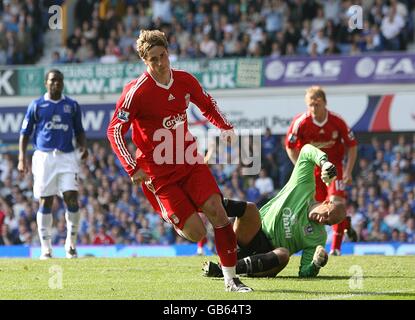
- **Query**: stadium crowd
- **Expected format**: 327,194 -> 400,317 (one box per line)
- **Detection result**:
0,0 -> 414,248
0,131 -> 414,247
1,0 -> 414,65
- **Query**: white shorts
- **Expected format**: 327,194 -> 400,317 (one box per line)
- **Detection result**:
32,150 -> 80,199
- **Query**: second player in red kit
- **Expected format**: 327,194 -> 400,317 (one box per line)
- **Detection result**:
285,86 -> 358,255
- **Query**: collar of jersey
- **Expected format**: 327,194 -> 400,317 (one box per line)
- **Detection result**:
44,93 -> 65,103
310,110 -> 328,127
147,69 -> 173,90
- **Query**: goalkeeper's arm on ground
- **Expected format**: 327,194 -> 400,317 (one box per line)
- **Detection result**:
298,246 -> 328,278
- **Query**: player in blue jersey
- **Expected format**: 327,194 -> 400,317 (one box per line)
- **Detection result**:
18,69 -> 88,260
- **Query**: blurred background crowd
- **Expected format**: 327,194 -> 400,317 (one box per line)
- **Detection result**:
0,131 -> 414,247
0,0 -> 414,65
0,0 -> 414,248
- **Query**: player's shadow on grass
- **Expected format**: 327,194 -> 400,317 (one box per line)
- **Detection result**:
277,276 -> 350,280
277,275 -> 414,280
253,288 -> 415,298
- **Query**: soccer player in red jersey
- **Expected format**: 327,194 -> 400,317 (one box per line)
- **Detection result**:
107,30 -> 252,292
285,86 -> 358,255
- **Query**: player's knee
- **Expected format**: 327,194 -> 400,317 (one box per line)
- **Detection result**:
181,216 -> 207,242
202,194 -> 227,223
202,194 -> 221,211
245,202 -> 257,216
222,198 -> 248,218
63,191 -> 79,209
274,248 -> 290,267
39,196 -> 54,209
183,227 -> 206,243
245,202 -> 261,224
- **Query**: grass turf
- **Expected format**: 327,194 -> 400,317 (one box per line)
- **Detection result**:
0,255 -> 414,300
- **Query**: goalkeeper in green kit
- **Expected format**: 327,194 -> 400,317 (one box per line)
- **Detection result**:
203,144 -> 346,278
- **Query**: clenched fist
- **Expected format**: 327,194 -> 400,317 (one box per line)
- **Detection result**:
321,161 -> 337,186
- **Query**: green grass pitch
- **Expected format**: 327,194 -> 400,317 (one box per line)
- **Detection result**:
0,255 -> 414,300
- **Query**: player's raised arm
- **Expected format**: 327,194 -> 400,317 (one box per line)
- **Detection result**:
187,74 -> 233,131
287,144 -> 329,186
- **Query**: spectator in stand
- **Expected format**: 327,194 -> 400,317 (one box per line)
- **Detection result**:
405,218 -> 415,243
255,168 -> 275,208
245,177 -> 261,205
93,225 -> 115,245
199,33 -> 218,58
2,131 -> 415,249
324,38 -> 341,55
367,212 -> 390,241
2,0 -> 415,66
260,127 -> 278,185
380,6 -> 405,51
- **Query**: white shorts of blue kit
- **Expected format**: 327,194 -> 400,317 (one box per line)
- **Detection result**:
32,149 -> 80,199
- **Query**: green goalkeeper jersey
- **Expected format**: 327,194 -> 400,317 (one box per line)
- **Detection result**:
259,144 -> 328,277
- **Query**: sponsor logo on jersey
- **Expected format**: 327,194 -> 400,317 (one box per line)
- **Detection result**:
170,214 -> 180,224
162,112 -> 187,130
282,207 -> 297,239
304,224 -> 313,235
39,103 -> 49,108
43,114 -> 70,131
63,104 -> 72,113
168,93 -> 175,101
44,121 -> 69,131
332,130 -> 338,139
117,110 -> 130,122
288,133 -> 297,143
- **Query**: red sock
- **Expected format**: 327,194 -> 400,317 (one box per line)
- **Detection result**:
213,222 -> 237,267
197,237 -> 207,249
331,219 -> 347,251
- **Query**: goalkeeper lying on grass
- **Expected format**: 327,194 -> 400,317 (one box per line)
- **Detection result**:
203,144 -> 345,278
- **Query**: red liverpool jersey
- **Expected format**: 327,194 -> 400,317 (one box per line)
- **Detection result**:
285,110 -> 357,162
107,69 -> 233,178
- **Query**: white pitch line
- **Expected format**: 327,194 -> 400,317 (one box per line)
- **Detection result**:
311,289 -> 415,300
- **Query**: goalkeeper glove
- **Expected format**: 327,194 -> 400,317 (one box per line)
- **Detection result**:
312,245 -> 328,268
320,160 -> 337,186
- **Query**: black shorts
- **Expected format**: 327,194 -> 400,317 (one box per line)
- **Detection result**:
237,228 -> 274,260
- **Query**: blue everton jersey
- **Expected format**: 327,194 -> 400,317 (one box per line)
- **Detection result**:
20,94 -> 85,152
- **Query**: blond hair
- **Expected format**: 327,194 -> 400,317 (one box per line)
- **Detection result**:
305,86 -> 327,103
136,30 -> 168,59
